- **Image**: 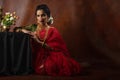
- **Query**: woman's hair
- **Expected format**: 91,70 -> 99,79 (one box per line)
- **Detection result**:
35,4 -> 51,17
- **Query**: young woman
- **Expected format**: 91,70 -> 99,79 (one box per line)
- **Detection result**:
22,4 -> 81,76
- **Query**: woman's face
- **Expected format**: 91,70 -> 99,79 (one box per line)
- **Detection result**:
36,10 -> 49,25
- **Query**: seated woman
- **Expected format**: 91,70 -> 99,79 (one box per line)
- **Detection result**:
22,4 -> 82,76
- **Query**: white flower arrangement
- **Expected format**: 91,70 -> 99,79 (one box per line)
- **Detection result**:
47,16 -> 53,25
1,12 -> 18,28
49,16 -> 53,24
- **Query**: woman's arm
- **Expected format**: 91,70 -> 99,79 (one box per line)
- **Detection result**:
22,29 -> 53,50
21,29 -> 32,34
21,29 -> 43,44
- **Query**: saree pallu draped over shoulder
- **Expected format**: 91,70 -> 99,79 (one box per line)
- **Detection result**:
31,27 -> 81,76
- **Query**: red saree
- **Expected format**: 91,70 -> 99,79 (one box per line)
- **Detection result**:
31,27 -> 81,76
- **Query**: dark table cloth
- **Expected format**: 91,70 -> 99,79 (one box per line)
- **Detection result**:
0,32 -> 33,75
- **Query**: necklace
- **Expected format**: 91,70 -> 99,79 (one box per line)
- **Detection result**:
36,25 -> 50,43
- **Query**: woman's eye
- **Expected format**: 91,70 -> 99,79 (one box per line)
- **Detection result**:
37,15 -> 40,17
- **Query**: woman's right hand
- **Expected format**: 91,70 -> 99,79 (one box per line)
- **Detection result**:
30,32 -> 38,39
21,29 -> 36,38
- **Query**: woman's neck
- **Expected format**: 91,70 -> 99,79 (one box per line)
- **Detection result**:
37,24 -> 49,31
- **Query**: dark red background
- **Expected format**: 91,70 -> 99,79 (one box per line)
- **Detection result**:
1,0 -> 120,65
